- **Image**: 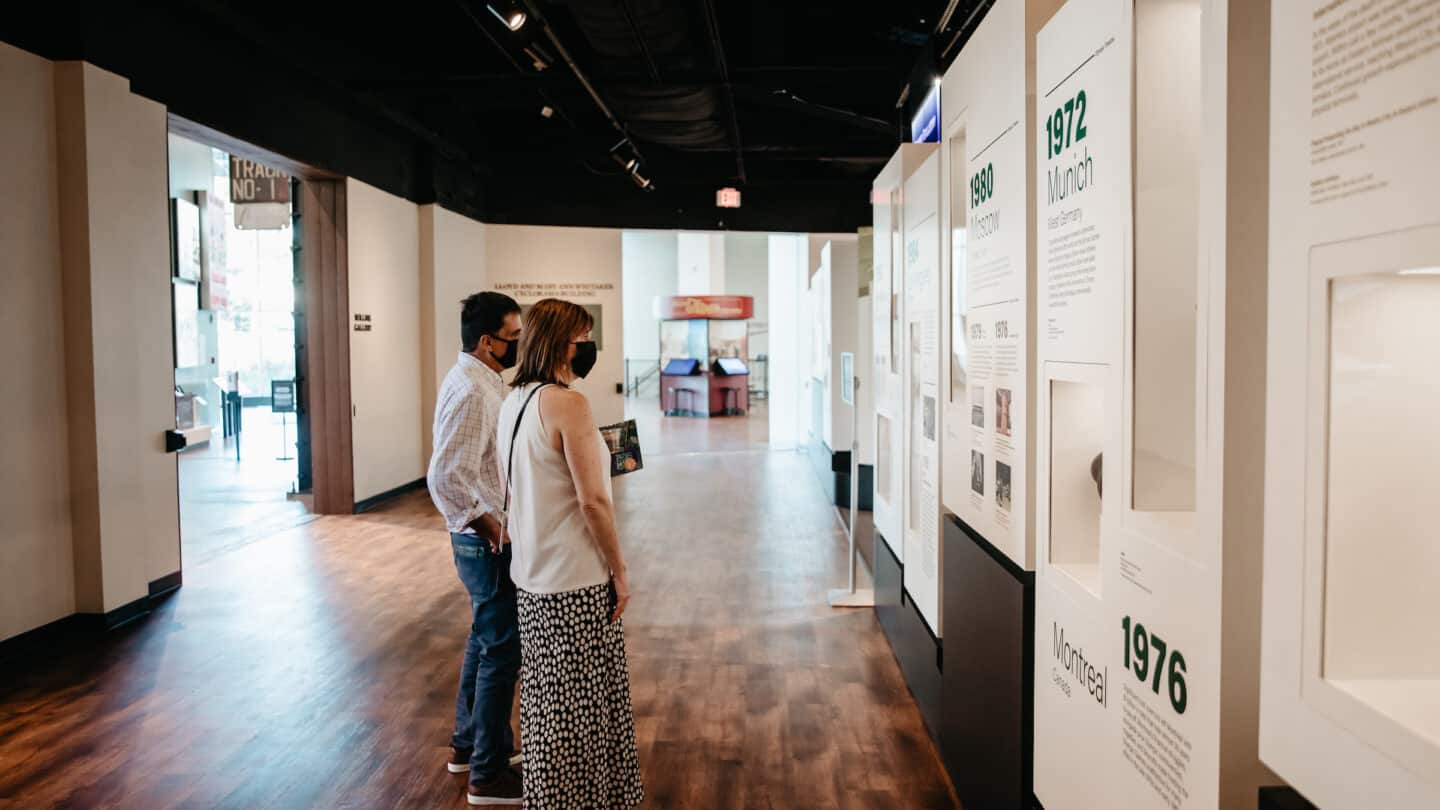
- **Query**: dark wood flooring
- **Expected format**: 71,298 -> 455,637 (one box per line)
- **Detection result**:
0,407 -> 957,809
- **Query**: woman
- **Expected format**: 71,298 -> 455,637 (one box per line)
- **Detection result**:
497,298 -> 643,808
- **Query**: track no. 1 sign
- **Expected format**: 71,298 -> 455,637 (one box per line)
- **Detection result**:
230,157 -> 290,204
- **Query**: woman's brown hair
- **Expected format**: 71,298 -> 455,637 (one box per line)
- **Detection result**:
511,298 -> 594,388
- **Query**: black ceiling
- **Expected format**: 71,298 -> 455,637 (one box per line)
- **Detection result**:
2,1 -> 991,232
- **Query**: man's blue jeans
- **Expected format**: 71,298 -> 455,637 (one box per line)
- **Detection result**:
450,534 -> 520,780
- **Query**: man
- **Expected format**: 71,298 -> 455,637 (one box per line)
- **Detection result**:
427,291 -> 524,806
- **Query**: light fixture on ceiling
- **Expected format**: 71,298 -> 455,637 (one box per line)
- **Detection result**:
609,139 -> 641,172
1398,267 -> 1440,276
608,138 -> 653,190
630,170 -> 654,191
486,1 -> 527,31
539,105 -> 554,118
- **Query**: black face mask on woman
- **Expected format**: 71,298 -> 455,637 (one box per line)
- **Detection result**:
570,340 -> 598,379
489,335 -> 518,370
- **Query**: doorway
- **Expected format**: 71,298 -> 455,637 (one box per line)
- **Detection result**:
167,128 -> 317,565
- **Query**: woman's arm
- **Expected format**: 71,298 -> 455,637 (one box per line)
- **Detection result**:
549,388 -> 630,621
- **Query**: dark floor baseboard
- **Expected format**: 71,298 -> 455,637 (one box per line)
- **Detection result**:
354,478 -> 427,514
149,570 -> 183,599
0,572 -> 184,666
1258,787 -> 1318,810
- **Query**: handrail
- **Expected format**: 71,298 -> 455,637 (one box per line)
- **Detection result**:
624,359 -> 661,397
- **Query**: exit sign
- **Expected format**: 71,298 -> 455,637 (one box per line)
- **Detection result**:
716,187 -> 741,208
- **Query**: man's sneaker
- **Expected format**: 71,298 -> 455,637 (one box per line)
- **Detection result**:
467,767 -> 523,806
448,747 -> 472,774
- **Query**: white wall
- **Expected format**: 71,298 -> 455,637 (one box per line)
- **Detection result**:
348,180 -> 424,502
677,231 -> 725,294
622,230 -> 678,363
167,133 -> 212,198
488,225 -> 626,426
766,234 -> 807,448
420,205 -> 488,462
1,43 -> 75,640
724,232 -> 770,356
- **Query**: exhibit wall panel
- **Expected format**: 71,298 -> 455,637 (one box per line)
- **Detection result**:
902,149 -> 943,636
488,225 -> 625,427
871,156 -> 905,556
823,238 -> 859,455
814,258 -> 832,447
940,0 -> 1034,569
1031,0 -> 1131,806
1033,1 -> 1277,808
856,294 -> 875,465
419,204 -> 488,463
0,43 -> 75,640
1262,3 -> 1440,799
347,180 -> 424,503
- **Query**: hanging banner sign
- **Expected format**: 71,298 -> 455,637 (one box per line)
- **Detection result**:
655,295 -> 754,320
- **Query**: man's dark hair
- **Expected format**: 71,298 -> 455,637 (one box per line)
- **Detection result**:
460,291 -> 521,352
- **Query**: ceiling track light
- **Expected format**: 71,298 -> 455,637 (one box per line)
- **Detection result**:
486,0 -> 527,31
609,138 -> 641,172
629,169 -> 654,191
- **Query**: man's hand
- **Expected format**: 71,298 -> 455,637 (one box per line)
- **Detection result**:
469,512 -> 506,554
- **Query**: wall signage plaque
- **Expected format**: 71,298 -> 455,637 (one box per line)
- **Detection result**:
655,295 -> 754,320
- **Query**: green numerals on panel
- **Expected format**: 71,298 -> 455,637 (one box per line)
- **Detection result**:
1046,90 -> 1088,159
970,162 -> 995,209
1121,615 -> 1188,715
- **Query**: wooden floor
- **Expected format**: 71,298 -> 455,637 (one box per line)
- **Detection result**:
0,407 -> 958,809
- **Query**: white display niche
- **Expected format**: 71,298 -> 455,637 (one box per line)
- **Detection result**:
1302,226 -> 1440,783
1047,366 -> 1105,598
1127,0 -> 1201,534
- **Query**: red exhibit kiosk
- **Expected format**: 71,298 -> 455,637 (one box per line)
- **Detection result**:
657,295 -> 752,417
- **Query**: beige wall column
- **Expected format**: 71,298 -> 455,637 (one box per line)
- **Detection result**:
53,61 -> 179,615
0,43 -> 75,641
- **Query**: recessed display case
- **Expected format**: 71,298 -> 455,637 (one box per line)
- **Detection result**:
1048,372 -> 1104,597
1303,226 -> 1440,782
1130,0 -> 1200,519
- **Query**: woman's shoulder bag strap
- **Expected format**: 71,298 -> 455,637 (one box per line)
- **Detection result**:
503,383 -> 551,516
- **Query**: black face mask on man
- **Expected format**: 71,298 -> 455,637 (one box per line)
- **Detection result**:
489,335 -> 518,370
570,340 -> 598,379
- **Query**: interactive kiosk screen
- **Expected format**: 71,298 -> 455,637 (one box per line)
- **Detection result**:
663,358 -> 701,376
713,357 -> 749,376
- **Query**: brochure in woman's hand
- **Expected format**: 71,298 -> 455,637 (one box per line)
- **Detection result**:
598,419 -> 643,477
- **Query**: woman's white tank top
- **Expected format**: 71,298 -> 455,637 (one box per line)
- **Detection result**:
498,383 -> 611,594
